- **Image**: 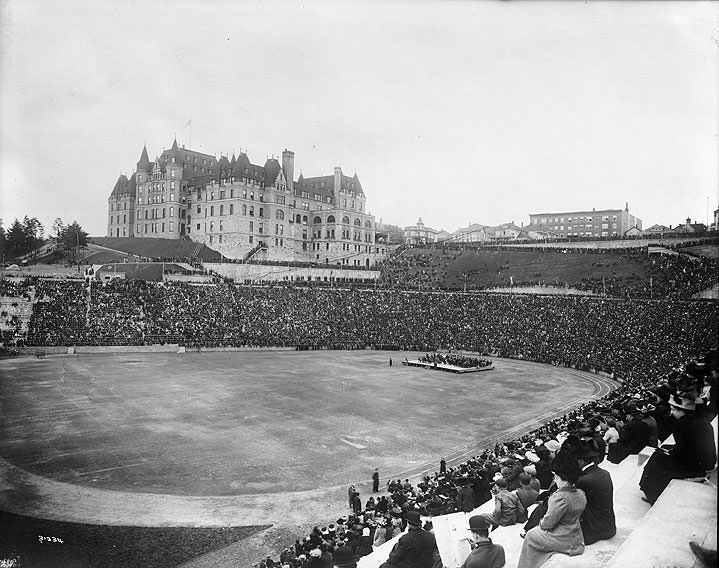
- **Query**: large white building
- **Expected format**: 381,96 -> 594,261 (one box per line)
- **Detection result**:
108,139 -> 388,267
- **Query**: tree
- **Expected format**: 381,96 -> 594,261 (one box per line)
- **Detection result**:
59,221 -> 88,264
0,219 -> 6,263
6,219 -> 26,258
51,218 -> 65,241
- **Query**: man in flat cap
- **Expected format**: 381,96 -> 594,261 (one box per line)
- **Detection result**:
460,515 -> 505,568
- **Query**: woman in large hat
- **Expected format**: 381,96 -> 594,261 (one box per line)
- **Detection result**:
639,395 -> 717,504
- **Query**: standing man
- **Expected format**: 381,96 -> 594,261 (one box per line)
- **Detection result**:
373,468 -> 380,493
348,485 -> 357,510
380,511 -> 438,568
440,458 -> 447,474
460,516 -> 505,568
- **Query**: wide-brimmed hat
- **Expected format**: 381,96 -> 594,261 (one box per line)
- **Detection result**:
544,440 -> 561,452
668,395 -> 696,412
493,477 -> 507,488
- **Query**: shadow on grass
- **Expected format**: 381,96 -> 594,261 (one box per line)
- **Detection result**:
0,511 -> 270,568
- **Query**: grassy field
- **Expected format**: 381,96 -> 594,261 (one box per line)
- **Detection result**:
0,350 -> 612,567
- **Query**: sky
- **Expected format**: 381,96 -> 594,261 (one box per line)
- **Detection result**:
0,0 -> 717,237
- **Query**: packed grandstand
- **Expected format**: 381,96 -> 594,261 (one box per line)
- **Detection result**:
0,243 -> 717,568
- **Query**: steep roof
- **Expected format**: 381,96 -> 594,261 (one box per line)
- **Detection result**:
295,170 -> 364,200
137,145 -> 151,171
110,174 -> 129,197
263,157 -> 282,186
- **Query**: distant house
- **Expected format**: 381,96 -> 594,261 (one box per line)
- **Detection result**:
452,223 -> 489,243
674,217 -> 707,234
624,226 -> 643,237
491,222 -> 523,241
643,224 -> 674,236
518,223 -> 558,240
403,218 -> 440,245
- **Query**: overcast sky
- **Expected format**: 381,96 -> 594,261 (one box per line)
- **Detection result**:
1,0 -> 717,237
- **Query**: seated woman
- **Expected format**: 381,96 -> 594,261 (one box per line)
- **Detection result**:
639,394 -> 717,504
517,453 -> 586,568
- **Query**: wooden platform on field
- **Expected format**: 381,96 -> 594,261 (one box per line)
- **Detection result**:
401,359 -> 494,373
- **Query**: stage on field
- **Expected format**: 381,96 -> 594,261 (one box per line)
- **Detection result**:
402,359 -> 494,373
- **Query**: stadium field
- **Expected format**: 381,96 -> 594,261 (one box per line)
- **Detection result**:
0,350 -> 615,567
0,350 -> 613,499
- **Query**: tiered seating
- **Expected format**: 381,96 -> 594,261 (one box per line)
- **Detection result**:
607,479 -> 716,568
357,422 -> 717,568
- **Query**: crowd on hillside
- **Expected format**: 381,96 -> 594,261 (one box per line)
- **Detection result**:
376,245 -> 718,299
256,350 -> 717,568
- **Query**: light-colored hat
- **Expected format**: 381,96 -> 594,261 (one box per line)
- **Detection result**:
524,451 -> 540,463
668,395 -> 696,412
362,527 -> 370,537
523,464 -> 537,476
309,549 -> 322,558
544,440 -> 561,452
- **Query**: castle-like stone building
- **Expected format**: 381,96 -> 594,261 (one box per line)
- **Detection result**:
108,140 -> 384,266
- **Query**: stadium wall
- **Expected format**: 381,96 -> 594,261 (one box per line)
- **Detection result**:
206,263 -> 380,283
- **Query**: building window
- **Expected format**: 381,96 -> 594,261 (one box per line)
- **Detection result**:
230,204 -> 234,214
242,204 -> 247,215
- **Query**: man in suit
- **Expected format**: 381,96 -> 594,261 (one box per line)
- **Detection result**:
460,516 -> 505,568
380,511 -> 438,568
575,438 -> 616,545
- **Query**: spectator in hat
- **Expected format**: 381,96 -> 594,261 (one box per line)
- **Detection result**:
458,480 -> 475,513
356,527 -> 374,557
601,417 -> 619,453
459,515 -> 506,568
640,403 -> 659,448
303,548 -> 331,568
575,439 -> 616,545
474,478 -> 524,530
640,395 -> 718,504
380,511 -> 438,568
515,473 -> 540,522
517,454 -> 586,568
534,446 -> 554,490
332,544 -> 357,568
522,465 -> 541,492
608,405 -> 650,464
373,516 -> 393,549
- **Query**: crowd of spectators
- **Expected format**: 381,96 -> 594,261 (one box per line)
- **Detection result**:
11,281 -> 715,392
1,274 -> 717,567
376,244 -> 718,299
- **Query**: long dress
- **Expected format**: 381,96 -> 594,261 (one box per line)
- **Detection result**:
517,485 -> 587,568
639,412 -> 717,503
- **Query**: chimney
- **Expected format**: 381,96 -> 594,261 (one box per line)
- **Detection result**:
334,166 -> 342,207
282,149 -> 295,191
